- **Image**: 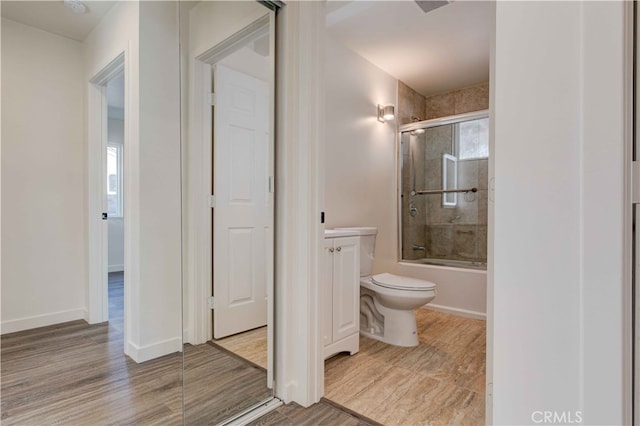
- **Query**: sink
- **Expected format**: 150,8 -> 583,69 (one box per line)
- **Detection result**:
324,229 -> 359,238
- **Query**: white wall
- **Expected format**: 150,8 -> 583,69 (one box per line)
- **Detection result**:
275,0 -> 326,406
136,1 -> 182,359
324,34 -> 487,318
490,1 -> 629,424
83,1 -> 182,362
1,18 -> 86,333
108,117 -> 124,272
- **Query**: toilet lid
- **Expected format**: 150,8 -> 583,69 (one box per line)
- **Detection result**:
372,273 -> 436,291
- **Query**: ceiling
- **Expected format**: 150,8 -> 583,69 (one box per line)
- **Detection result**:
326,1 -> 491,97
1,1 -> 116,42
1,0 -> 490,98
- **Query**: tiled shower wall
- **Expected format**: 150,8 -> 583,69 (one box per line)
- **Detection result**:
399,82 -> 489,263
424,82 -> 489,120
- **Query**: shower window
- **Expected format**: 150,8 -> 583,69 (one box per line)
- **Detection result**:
399,111 -> 489,269
457,118 -> 489,160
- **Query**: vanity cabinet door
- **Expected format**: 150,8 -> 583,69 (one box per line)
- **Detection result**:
331,236 -> 360,342
322,239 -> 335,347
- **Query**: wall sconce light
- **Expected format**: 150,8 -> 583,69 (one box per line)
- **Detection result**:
377,104 -> 395,123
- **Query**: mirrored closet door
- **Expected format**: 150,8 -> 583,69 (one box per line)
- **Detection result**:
179,1 -> 277,424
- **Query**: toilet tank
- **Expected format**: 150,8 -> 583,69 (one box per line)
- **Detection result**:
333,227 -> 377,277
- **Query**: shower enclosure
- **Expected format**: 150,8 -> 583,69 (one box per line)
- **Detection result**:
399,110 -> 489,269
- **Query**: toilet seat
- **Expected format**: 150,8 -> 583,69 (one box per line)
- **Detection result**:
371,273 -> 436,291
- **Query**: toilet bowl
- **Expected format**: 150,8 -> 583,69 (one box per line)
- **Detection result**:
334,227 -> 437,347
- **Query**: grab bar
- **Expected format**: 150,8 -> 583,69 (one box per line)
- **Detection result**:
411,187 -> 477,196
412,244 -> 426,251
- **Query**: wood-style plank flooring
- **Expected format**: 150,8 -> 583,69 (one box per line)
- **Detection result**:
1,274 -> 485,425
184,342 -> 271,425
215,308 -> 486,425
1,272 -> 271,425
0,272 -> 183,425
324,309 -> 486,425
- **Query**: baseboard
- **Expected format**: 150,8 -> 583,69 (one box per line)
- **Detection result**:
1,308 -> 87,334
126,336 -> 182,363
108,264 -> 124,273
182,328 -> 191,344
422,303 -> 486,320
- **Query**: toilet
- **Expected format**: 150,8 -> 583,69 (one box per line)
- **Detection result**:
334,227 -> 437,347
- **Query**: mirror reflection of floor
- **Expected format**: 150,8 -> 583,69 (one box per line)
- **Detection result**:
324,309 -> 486,425
183,342 -> 271,425
213,326 -> 267,369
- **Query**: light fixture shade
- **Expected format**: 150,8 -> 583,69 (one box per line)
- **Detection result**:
377,104 -> 395,122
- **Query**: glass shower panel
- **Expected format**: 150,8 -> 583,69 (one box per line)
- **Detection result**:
400,114 -> 488,268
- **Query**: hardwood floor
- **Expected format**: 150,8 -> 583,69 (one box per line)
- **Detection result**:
0,272 -> 270,425
2,274 -> 485,425
324,309 -> 486,425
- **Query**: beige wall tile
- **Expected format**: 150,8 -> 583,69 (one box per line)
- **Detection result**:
425,82 -> 489,121
397,80 -> 426,125
454,82 -> 490,115
425,92 -> 455,120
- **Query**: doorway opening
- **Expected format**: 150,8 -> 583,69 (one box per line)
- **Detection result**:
87,53 -> 129,351
321,1 -> 490,424
105,71 -> 125,327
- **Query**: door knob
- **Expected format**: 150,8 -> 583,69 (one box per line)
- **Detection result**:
329,248 -> 334,253
336,246 -> 341,252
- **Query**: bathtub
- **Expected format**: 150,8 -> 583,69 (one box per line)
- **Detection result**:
403,257 -> 486,271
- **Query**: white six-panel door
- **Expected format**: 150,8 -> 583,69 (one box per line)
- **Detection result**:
213,64 -> 270,339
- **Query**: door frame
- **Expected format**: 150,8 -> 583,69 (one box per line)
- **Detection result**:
87,52 -> 132,351
188,14 -> 275,385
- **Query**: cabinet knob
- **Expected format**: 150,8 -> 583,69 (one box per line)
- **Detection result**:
329,248 -> 334,253
336,246 -> 341,252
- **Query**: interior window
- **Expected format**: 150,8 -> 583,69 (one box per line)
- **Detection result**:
107,145 -> 123,217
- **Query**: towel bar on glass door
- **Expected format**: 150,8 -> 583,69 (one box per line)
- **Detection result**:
411,187 -> 478,196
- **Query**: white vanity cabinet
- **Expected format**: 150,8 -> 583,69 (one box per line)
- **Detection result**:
322,231 -> 360,359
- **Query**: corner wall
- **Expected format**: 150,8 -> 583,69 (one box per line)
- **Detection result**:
136,1 -> 182,360
1,19 -> 86,333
